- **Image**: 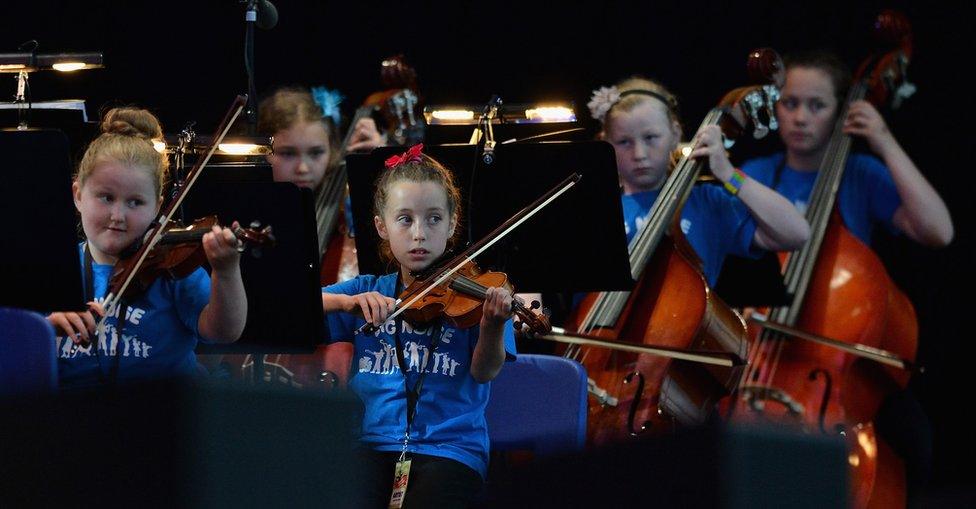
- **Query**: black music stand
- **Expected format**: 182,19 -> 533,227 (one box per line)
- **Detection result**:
714,253 -> 791,308
424,121 -> 590,145
345,141 -> 633,293
0,129 -> 85,312
181,165 -> 324,354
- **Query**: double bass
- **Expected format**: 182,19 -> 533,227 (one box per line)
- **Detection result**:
724,11 -> 919,508
555,49 -> 784,444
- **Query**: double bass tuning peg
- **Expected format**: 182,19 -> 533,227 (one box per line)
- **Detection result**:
743,90 -> 770,139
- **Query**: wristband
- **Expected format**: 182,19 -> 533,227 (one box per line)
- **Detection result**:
724,168 -> 747,195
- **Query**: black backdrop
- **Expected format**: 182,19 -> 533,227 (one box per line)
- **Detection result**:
5,0 -> 974,496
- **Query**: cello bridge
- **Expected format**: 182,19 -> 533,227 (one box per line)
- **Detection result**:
739,385 -> 805,415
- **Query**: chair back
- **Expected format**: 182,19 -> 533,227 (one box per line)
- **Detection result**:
0,307 -> 58,395
486,354 -> 587,455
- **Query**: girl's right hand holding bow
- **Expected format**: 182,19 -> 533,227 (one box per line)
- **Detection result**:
323,291 -> 397,326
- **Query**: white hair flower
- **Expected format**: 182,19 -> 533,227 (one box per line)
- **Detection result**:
587,85 -> 621,123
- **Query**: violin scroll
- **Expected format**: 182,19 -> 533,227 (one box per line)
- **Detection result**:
513,298 -> 552,337
233,220 -> 276,258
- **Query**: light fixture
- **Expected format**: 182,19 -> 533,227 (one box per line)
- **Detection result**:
36,52 -> 104,72
524,105 -> 576,123
424,102 -> 576,125
1,52 -> 104,73
425,108 -> 477,124
0,53 -> 36,72
217,142 -> 270,155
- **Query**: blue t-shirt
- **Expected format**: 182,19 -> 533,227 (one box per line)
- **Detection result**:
57,243 -> 211,389
741,153 -> 902,245
322,273 -> 517,479
621,185 -> 759,287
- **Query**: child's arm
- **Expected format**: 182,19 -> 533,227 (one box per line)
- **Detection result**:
471,287 -> 513,383
691,125 -> 811,251
845,100 -> 953,247
322,291 -> 396,325
198,224 -> 247,343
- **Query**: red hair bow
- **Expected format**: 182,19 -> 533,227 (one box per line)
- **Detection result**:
384,143 -> 425,169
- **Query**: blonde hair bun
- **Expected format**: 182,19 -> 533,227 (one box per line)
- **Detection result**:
100,107 -> 163,140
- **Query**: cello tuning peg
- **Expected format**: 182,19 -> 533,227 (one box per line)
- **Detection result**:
530,300 -> 541,310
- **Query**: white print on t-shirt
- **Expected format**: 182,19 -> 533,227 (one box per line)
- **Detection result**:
793,199 -> 808,215
358,337 -> 462,378
371,320 -> 455,344
57,319 -> 153,360
627,214 -> 693,237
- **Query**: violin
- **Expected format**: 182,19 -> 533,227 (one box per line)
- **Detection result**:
393,258 -> 549,333
723,11 -> 918,508
108,216 -> 274,302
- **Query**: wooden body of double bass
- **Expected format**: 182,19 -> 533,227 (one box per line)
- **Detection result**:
567,230 -> 748,445
730,214 -> 917,508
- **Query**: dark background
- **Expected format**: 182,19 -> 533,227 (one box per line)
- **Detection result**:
5,0 -> 973,498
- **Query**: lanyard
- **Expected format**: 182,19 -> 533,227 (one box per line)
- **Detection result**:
82,242 -> 125,383
389,273 -> 446,456
83,243 -> 96,303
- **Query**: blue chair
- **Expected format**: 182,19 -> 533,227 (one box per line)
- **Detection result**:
0,307 -> 58,395
486,354 -> 587,455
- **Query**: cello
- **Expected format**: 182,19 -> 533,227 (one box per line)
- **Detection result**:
724,11 -> 919,508
558,49 -> 784,444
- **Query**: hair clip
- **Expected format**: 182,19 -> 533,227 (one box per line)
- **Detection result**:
384,143 -> 425,169
310,86 -> 344,126
587,86 -> 621,123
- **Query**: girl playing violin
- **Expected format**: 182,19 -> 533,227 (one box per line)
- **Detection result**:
321,145 -> 516,508
588,77 -> 810,286
740,52 -> 953,248
48,107 -> 247,389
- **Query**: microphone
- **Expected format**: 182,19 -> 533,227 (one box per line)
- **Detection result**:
245,0 -> 278,30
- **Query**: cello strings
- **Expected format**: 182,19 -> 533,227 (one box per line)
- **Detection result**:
757,81 -> 866,397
